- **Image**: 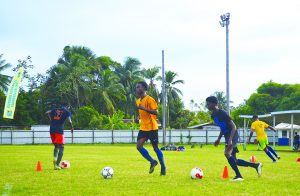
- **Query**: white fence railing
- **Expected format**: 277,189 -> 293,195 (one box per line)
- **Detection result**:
0,129 -> 277,145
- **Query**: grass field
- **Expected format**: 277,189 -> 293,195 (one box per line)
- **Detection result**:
0,144 -> 299,196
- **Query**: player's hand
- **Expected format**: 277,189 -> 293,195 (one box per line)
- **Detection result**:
214,139 -> 220,146
247,140 -> 250,144
71,127 -> 74,133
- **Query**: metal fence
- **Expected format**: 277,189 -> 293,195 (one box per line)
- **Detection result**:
0,129 -> 277,145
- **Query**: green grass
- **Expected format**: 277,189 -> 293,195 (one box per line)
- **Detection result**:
0,144 -> 299,196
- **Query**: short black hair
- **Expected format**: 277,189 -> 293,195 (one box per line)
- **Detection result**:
206,96 -> 218,104
252,115 -> 259,120
137,81 -> 148,90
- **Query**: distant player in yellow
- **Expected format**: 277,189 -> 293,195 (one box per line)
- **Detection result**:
248,115 -> 280,162
135,81 -> 166,175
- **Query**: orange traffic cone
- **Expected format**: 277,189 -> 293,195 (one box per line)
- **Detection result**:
296,158 -> 300,162
222,165 -> 229,179
251,155 -> 256,163
36,161 -> 42,172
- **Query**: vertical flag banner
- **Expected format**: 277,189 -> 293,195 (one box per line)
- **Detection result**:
3,67 -> 24,119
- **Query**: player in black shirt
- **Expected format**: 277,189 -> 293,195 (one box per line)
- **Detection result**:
206,96 -> 262,181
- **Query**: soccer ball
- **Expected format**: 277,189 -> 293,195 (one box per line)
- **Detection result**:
190,167 -> 204,179
249,155 -> 257,163
101,167 -> 114,179
60,160 -> 70,169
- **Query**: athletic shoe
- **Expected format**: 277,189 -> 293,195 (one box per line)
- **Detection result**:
54,165 -> 61,170
149,160 -> 158,174
160,168 -> 166,176
231,176 -> 244,181
277,156 -> 280,160
256,163 -> 263,176
272,161 -> 277,163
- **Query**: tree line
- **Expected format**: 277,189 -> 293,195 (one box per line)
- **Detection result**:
0,47 -> 299,129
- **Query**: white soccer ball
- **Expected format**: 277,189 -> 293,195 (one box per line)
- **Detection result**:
190,167 -> 204,179
101,167 -> 114,179
249,155 -> 257,163
60,160 -> 70,169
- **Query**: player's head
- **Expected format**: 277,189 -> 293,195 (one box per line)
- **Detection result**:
206,96 -> 218,111
252,115 -> 259,121
136,81 -> 148,95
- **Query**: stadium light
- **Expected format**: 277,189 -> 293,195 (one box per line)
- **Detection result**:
219,12 -> 231,114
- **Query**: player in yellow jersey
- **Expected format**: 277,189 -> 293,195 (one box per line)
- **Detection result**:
248,115 -> 280,162
135,81 -> 166,175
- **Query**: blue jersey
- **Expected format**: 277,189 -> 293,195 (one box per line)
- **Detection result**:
50,108 -> 71,134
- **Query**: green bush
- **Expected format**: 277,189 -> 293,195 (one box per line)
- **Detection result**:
73,106 -> 103,129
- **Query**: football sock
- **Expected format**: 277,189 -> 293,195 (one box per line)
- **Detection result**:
267,146 -> 279,157
236,159 -> 257,168
56,145 -> 64,165
138,147 -> 154,163
54,145 -> 59,159
265,150 -> 276,162
155,149 -> 166,169
227,156 -> 242,178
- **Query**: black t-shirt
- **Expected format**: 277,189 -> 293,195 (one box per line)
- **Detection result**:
211,109 -> 232,136
50,108 -> 71,134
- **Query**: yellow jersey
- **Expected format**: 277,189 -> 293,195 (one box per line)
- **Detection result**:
136,95 -> 158,131
251,120 -> 269,140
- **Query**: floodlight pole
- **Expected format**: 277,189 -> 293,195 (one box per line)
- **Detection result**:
162,50 -> 166,145
220,13 -> 230,114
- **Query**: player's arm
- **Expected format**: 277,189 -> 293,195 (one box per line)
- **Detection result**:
68,117 -> 74,133
248,129 -> 254,144
267,125 -> 277,132
45,110 -> 52,121
228,120 -> 237,147
137,105 -> 158,115
214,131 -> 223,146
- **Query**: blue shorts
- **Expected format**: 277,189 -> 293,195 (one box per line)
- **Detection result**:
224,132 -> 239,148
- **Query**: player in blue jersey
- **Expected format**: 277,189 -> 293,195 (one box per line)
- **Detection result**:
46,104 -> 74,170
206,96 -> 262,181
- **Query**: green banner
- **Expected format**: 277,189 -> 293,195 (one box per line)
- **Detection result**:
3,67 -> 24,119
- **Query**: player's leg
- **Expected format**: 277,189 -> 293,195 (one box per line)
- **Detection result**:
266,137 -> 280,159
260,138 -> 276,162
50,133 -> 59,168
136,131 -> 156,172
233,146 -> 263,176
224,145 -> 243,180
56,144 -> 64,166
150,131 -> 166,175
53,144 -> 59,166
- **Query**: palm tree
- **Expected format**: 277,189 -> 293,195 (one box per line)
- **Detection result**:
160,71 -> 184,126
142,66 -> 160,100
0,54 -> 12,92
94,69 -> 126,115
115,57 -> 143,117
44,46 -> 95,108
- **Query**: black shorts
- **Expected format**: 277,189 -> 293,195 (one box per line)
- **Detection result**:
137,130 -> 159,144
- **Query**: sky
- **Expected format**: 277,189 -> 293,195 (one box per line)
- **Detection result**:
1,0 -> 300,109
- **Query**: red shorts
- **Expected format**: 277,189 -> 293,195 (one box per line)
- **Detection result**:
50,133 -> 65,145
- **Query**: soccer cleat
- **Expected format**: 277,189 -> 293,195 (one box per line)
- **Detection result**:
160,168 -> 166,176
54,164 -> 61,170
272,161 -> 277,163
149,160 -> 158,174
231,176 -> 244,181
277,156 -> 281,160
256,163 -> 263,176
